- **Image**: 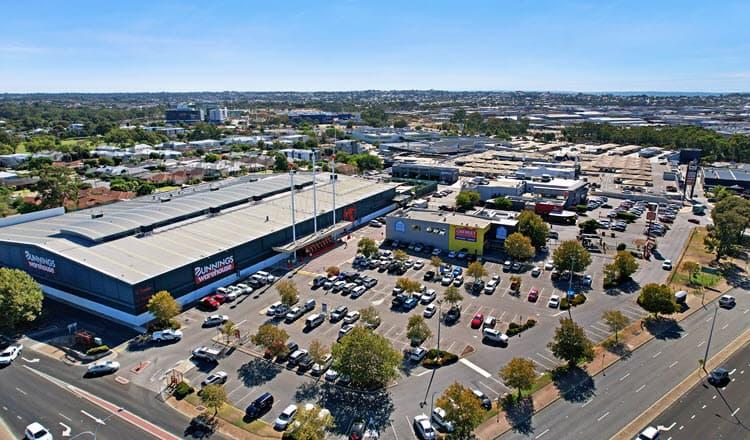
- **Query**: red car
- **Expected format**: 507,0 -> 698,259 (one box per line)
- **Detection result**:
470,313 -> 484,329
528,288 -> 539,302
200,295 -> 224,309
211,293 -> 228,304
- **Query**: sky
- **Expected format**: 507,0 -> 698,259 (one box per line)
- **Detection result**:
1,0 -> 749,93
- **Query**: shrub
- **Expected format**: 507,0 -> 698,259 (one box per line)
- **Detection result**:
616,243 -> 627,251
571,294 -> 587,306
616,211 -> 638,222
575,205 -> 588,213
85,345 -> 110,356
560,298 -> 570,310
506,319 -> 537,337
421,349 -> 458,368
173,381 -> 194,400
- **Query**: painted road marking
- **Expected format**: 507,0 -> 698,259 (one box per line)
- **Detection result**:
653,351 -> 662,358
732,408 -> 740,417
58,413 -> 71,421
582,398 -> 593,407
15,388 -> 26,395
729,368 -> 736,375
690,414 -> 695,420
669,361 -> 679,369
459,358 -> 491,378
416,370 -> 432,377
635,384 -> 646,393
535,428 -> 550,439
390,421 -> 399,440
597,411 -> 610,422
698,341 -> 705,347
681,332 -> 689,339
721,324 -> 729,330
702,405 -> 707,409
478,381 -> 499,396
620,373 -> 631,381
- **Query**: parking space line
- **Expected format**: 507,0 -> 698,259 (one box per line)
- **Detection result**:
478,381 -> 500,396
536,352 -> 558,366
233,389 -> 257,407
587,326 -> 610,337
459,358 -> 491,378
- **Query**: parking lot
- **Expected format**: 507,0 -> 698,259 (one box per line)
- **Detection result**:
107,194 -> 700,439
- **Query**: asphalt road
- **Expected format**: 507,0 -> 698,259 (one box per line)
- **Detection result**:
499,288 -> 750,440
646,339 -> 750,440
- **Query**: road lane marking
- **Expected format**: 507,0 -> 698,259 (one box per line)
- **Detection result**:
59,422 -> 71,437
459,358 -> 491,378
620,372 -> 631,381
15,388 -> 26,395
597,411 -> 610,422
535,428 -> 550,439
732,408 -> 740,417
81,410 -> 105,425
635,384 -> 646,393
478,381 -> 499,396
582,398 -> 593,407
698,341 -> 705,347
653,351 -> 662,358
58,413 -> 71,421
690,414 -> 695,420
680,332 -> 689,339
390,421 -> 399,440
721,324 -> 729,330
706,317 -> 712,322
669,361 -> 679,368
701,405 -> 707,409
729,369 -> 736,375
416,370 -> 432,377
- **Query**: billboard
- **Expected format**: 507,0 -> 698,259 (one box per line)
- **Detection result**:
194,255 -> 235,285
24,250 -> 56,275
685,161 -> 699,186
454,227 -> 477,242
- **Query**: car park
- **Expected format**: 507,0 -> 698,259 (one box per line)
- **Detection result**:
548,294 -> 560,308
274,404 -> 298,430
86,360 -> 120,376
424,304 -> 437,318
472,389 -> 492,409
151,329 -> 182,343
528,288 -> 539,302
719,295 -> 736,308
201,371 -> 228,387
0,344 -> 22,365
470,313 -> 484,329
413,414 -> 437,440
203,314 -> 229,327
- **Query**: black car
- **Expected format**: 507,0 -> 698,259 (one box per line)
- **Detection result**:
470,280 -> 485,294
189,413 -> 218,434
330,305 -> 349,322
708,367 -> 730,386
423,270 -> 435,281
391,294 -> 407,309
277,341 -> 298,362
444,305 -> 460,324
245,392 -> 274,419
312,276 -> 327,288
297,355 -> 314,372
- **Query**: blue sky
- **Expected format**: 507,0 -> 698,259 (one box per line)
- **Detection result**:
2,0 -> 749,92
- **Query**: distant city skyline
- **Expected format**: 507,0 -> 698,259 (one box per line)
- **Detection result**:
2,0 -> 749,93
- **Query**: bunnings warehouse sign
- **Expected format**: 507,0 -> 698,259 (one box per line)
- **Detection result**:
194,255 -> 235,285
454,227 -> 477,242
25,250 -> 56,275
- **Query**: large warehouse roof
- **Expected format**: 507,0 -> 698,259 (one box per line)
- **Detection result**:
0,174 -> 394,284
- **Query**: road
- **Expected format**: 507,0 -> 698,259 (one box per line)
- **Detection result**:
646,339 -> 750,440
499,288 -> 750,440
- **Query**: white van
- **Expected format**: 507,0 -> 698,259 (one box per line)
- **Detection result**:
305,313 -> 325,329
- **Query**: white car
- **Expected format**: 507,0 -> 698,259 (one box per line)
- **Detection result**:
0,344 -> 22,365
414,260 -> 425,270
311,353 -> 333,376
484,279 -> 498,293
482,328 -> 509,345
266,301 -> 282,316
274,404 -> 298,430
582,274 -> 593,286
410,346 -> 428,362
420,289 -> 437,304
86,360 -> 120,376
531,266 -> 542,277
25,422 -> 53,440
544,260 -> 554,270
203,314 -> 229,327
662,260 -> 672,270
548,294 -> 560,308
413,414 -> 437,440
637,426 -> 660,440
201,371 -> 228,387
431,248 -> 442,256
343,311 -> 360,324
423,304 -> 437,318
151,329 -> 182,343
324,368 -> 339,382
441,275 -> 453,286
431,407 -> 454,432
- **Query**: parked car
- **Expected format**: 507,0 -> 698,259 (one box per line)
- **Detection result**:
470,313 -> 484,329
662,259 -> 672,270
0,344 -> 22,365
528,288 -> 539,302
338,324 -> 355,340
545,260 -> 554,270
344,311 -> 361,324
482,328 -> 509,345
432,407 -> 454,432
413,414 -> 437,440
548,295 -> 560,308
582,274 -> 593,286
403,297 -> 419,310
200,295 -> 221,309
719,295 -> 736,308
424,270 -> 435,281
424,304 -> 437,318
24,423 -> 53,440
330,305 -> 349,322
151,329 -> 183,343
472,389 -> 492,409
246,392 -> 274,419
444,305 -> 460,324
266,301 -> 282,316
637,426 -> 660,440
311,353 -> 333,376
484,279 -> 498,294
192,346 -> 222,362
452,275 -> 464,287
420,289 -> 437,304
201,371 -> 228,387
414,260 -> 424,270
285,307 -> 304,323
441,275 -> 453,286
531,266 -> 542,277
86,360 -> 120,376
351,285 -> 367,299
313,276 -> 327,288
410,346 -> 428,362
203,314 -> 229,327
274,404 -> 298,430
483,316 -> 496,328
324,368 -> 339,382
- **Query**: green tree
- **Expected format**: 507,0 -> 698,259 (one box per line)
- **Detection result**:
393,249 -> 408,262
146,290 -> 180,328
435,382 -> 485,438
359,306 -> 380,328
286,404 -> 334,440
396,277 -> 422,294
493,196 -> 513,210
455,190 -> 481,210
704,210 -> 746,261
464,112 -> 484,134
602,310 -> 630,344
308,339 -> 329,366
406,315 -> 432,345
251,323 -> 289,358
504,232 -> 535,261
273,153 -> 289,171
200,384 -> 226,417
579,219 -> 600,234
393,118 -> 408,129
681,261 -> 701,285
354,154 -> 383,171
357,237 -> 379,258
276,279 -> 299,306
331,326 -> 401,389
444,285 -> 463,305
552,240 -> 592,273
466,261 -> 487,282
517,210 -> 550,249
548,318 -> 595,367
220,320 -> 237,344
204,153 -> 220,163
430,256 -> 442,270
35,165 -> 79,209
0,268 -> 44,329
499,358 -> 537,398
450,109 -> 467,124
637,283 -> 677,318
604,251 -> 639,285
136,183 -> 156,196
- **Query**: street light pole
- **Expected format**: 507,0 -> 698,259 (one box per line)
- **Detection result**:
436,300 -> 442,353
567,255 -> 576,320
702,304 -> 719,373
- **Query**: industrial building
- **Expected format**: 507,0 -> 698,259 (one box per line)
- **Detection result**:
463,177 -> 589,207
391,162 -> 459,184
0,174 -> 396,327
702,165 -> 750,192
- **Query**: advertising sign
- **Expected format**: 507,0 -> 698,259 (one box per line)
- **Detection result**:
194,255 -> 235,285
24,250 -> 56,275
495,226 -> 508,240
395,220 -> 405,233
685,161 -> 699,186
454,227 -> 477,242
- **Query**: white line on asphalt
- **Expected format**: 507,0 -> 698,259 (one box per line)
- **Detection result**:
582,399 -> 593,407
58,413 -> 71,421
698,341 -> 705,347
721,324 -> 729,330
490,377 -> 508,388
635,384 -> 646,393
236,319 -> 247,326
706,317 -> 712,322
446,341 -> 456,353
744,309 -> 749,315
498,311 -> 507,321
459,358 -> 491,378
732,408 -> 740,417
553,311 -> 566,317
690,414 -> 695,420
679,425 -> 684,430
587,326 -> 610,337
478,381 -> 500,396
620,373 -> 631,381
15,388 -> 26,395
390,421 -> 399,440
233,390 -> 257,407
729,369 -> 736,375
532,356 -> 557,370
535,428 -> 550,439
81,410 -> 104,425
669,361 -> 679,369
1,406 -> 6,411
597,411 -> 610,422
416,370 -> 432,377
701,405 -> 707,409
653,351 -> 662,358
536,352 -> 558,365
681,332 -> 689,339
227,383 -> 245,397
713,395 -> 717,399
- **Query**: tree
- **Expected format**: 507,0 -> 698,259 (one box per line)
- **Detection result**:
552,240 -> 592,273
466,261 -> 488,281
308,339 -> 329,366
604,251 -> 639,285
0,268 -> 44,329
548,318 -> 595,367
517,210 -> 549,249
602,310 -> 630,343
455,190 -> 480,210
406,315 -> 432,345
35,165 -> 79,209
286,403 -> 334,440
450,109 -> 467,124
136,183 -> 155,196
579,219 -> 600,234
504,232 -> 535,261
396,277 -> 422,294
326,266 -> 340,277
430,256 -> 442,270
637,283 -> 677,318
704,210 -> 745,261
251,323 -> 289,358
494,196 -> 513,210
357,237 -> 379,258
276,279 -> 299,306
220,320 -> 237,344
359,306 -> 380,328
200,384 -> 226,417
435,382 -> 484,438
499,358 -> 536,398
331,326 -> 401,389
273,153 -> 289,171
393,249 -> 408,263
444,285 -> 463,305
393,118 -> 408,129
682,261 -> 701,284
146,290 -> 180,328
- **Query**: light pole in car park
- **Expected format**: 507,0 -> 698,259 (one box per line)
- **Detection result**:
420,299 -> 443,409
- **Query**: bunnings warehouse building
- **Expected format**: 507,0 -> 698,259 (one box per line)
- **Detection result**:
0,173 -> 396,327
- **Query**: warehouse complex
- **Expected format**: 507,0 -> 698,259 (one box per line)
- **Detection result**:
0,173 -> 396,327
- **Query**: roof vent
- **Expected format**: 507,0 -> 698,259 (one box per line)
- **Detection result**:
91,212 -> 104,219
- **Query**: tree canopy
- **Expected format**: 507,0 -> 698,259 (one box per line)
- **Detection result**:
466,261 -> 487,281
455,190 -> 481,210
435,382 -> 485,438
504,232 -> 535,261
602,310 -> 630,343
0,268 -> 44,329
331,326 -> 401,389
406,315 -> 432,344
500,358 -> 537,398
517,210 -> 549,249
552,240 -> 592,273
444,285 -> 463,305
548,318 -> 595,367
251,323 -> 290,358
357,237 -> 379,258
200,384 -> 226,416
286,404 -> 334,440
276,279 -> 299,306
637,283 -> 677,318
146,290 -> 180,327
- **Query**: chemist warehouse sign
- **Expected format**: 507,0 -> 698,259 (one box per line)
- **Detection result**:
194,255 -> 235,285
454,227 -> 477,242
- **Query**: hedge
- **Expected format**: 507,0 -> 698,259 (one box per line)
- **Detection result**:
507,319 -> 537,337
560,294 -> 587,310
173,381 -> 194,400
85,345 -> 110,356
616,243 -> 627,251
422,349 -> 459,368
616,211 -> 638,221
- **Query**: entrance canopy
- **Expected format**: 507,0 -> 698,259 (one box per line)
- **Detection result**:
273,221 -> 352,253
